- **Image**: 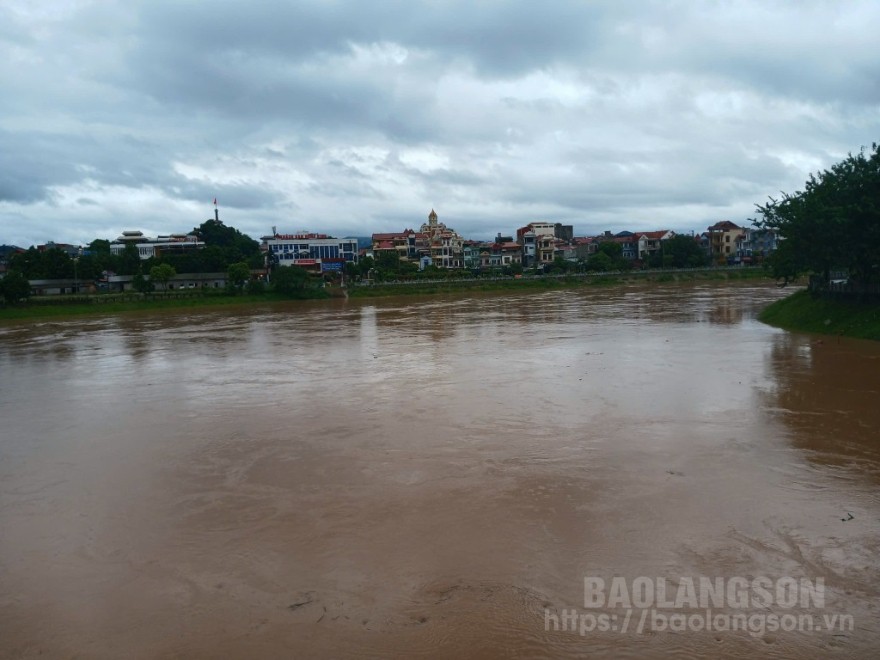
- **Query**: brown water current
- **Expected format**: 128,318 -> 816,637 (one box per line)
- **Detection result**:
1,282 -> 879,658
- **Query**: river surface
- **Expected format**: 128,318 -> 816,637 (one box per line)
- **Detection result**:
1,282 -> 879,659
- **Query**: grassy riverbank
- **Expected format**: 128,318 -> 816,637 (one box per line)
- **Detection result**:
759,289 -> 880,341
1,268 -> 768,322
0,290 -> 329,322
349,267 -> 767,298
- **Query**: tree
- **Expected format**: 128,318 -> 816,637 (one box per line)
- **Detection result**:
271,265 -> 310,295
9,248 -> 46,279
755,143 -> 880,286
192,219 -> 261,266
550,256 -> 572,273
375,250 -> 401,274
657,235 -> 709,269
43,249 -> 74,279
227,261 -> 251,291
119,243 -> 142,275
88,239 -> 111,254
149,263 -> 176,291
587,251 -> 614,272
585,242 -> 630,271
246,278 -> 266,295
131,271 -> 154,293
0,270 -> 31,304
85,239 -> 121,276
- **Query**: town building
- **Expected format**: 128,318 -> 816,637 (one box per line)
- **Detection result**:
420,209 -> 464,269
111,231 -> 205,260
371,229 -> 419,261
37,242 -> 82,258
554,223 -> 574,242
633,230 -> 675,260
706,221 -> 746,260
261,231 -> 359,273
516,222 -> 558,268
736,228 -> 779,263
478,241 -> 523,269
463,241 -> 483,270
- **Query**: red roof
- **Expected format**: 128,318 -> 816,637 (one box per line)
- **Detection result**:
707,221 -> 741,231
634,230 -> 672,239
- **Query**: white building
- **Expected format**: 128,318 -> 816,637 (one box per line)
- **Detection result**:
110,231 -> 205,260
261,232 -> 359,272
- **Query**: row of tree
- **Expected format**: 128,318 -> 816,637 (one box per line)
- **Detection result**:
6,219 -> 264,282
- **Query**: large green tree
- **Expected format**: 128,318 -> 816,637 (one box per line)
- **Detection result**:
271,265 -> 310,295
655,235 -> 709,269
227,261 -> 251,291
149,263 -> 176,291
119,243 -> 142,276
755,143 -> 880,285
192,219 -> 261,265
0,270 -> 31,304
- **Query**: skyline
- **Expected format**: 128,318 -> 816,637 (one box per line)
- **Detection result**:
2,1 -> 879,247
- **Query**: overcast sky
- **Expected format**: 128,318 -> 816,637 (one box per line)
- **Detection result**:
1,0 -> 878,247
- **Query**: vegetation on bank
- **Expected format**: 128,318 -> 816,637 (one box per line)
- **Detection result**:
759,290 -> 880,341
0,267 -> 769,321
0,288 -> 330,321
755,143 -> 880,288
6,219 -> 264,283
348,267 -> 767,298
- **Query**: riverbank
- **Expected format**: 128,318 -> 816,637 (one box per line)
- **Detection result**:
0,290 -> 329,322
349,267 -> 767,298
759,289 -> 880,341
1,267 -> 768,322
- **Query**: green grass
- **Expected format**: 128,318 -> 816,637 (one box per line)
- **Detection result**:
759,289 -> 880,341
0,290 -> 328,322
349,268 -> 767,298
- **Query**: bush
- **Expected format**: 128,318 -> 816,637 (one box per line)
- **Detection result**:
0,270 -> 31,304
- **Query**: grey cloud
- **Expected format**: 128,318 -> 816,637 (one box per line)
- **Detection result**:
2,0 -> 879,247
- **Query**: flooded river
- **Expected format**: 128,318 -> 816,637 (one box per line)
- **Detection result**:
1,282 -> 879,658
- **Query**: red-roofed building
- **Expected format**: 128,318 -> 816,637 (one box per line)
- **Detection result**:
633,230 -> 675,260
371,229 -> 419,261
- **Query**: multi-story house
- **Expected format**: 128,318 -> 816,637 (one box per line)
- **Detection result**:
611,232 -> 639,260
371,229 -> 419,261
633,230 -> 675,260
554,223 -> 574,242
516,222 -> 557,268
262,232 -> 359,272
536,234 -> 555,268
736,228 -> 779,262
706,221 -> 746,260
419,209 -> 464,269
463,241 -> 483,270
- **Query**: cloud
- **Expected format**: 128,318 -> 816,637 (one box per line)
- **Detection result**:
1,0 -> 878,247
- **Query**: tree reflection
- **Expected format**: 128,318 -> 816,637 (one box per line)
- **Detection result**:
762,332 -> 880,479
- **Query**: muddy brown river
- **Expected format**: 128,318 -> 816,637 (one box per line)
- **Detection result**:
1,282 -> 879,659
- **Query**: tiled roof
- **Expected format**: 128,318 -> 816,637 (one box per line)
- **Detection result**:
707,221 -> 741,231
